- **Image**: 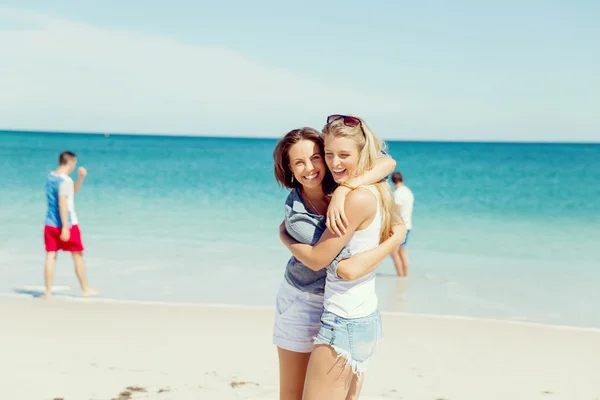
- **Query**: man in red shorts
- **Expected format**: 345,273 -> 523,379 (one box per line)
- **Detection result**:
43,151 -> 100,300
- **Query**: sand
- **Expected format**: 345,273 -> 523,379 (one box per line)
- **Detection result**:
1,295 -> 599,400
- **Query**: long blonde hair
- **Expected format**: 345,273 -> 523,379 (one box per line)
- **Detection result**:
322,116 -> 403,243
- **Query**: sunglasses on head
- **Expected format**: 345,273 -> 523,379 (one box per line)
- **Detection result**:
327,114 -> 361,127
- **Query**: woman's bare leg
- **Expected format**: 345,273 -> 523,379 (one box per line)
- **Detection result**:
278,347 -> 312,400
303,344 -> 354,400
345,373 -> 364,400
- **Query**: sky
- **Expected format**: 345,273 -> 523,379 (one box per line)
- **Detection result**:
0,1 -> 598,142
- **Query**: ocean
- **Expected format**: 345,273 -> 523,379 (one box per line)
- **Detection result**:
1,130 -> 599,328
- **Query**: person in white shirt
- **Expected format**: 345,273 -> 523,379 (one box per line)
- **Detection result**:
391,171 -> 414,277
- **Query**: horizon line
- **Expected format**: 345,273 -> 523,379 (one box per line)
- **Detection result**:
1,128 -> 598,145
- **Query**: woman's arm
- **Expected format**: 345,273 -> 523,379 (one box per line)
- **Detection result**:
346,154 -> 396,189
326,154 -> 396,235
335,223 -> 407,281
279,189 -> 376,270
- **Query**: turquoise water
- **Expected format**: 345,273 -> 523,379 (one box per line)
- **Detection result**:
1,130 -> 599,327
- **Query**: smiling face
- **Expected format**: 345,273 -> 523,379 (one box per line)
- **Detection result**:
287,139 -> 327,190
324,135 -> 361,183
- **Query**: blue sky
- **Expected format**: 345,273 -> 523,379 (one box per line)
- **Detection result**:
1,1 -> 598,141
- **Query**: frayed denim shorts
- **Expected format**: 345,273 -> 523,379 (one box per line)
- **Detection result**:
314,308 -> 382,374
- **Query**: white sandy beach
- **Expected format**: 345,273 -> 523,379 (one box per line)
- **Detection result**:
1,296 -> 599,400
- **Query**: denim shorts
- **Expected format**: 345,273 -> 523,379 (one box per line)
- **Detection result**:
272,280 -> 324,353
314,309 -> 382,374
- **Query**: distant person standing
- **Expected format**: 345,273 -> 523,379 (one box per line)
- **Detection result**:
43,151 -> 99,300
391,171 -> 414,277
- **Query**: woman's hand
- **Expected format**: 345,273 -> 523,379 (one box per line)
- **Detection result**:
326,186 -> 351,236
390,222 -> 407,244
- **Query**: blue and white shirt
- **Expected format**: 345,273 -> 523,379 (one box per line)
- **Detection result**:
45,172 -> 78,227
283,188 -> 351,295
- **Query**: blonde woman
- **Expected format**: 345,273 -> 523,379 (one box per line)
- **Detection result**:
279,115 -> 405,400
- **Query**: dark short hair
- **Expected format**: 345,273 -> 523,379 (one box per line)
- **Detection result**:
273,127 -> 336,194
391,171 -> 403,183
59,151 -> 77,165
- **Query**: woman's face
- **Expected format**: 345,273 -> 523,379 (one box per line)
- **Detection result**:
324,135 -> 360,183
288,139 -> 326,190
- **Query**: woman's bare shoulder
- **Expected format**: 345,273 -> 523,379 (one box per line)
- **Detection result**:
345,187 -> 377,216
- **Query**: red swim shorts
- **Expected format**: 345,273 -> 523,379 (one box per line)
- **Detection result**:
44,225 -> 85,252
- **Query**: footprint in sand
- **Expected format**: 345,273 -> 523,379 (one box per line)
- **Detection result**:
230,381 -> 260,389
113,386 -> 147,400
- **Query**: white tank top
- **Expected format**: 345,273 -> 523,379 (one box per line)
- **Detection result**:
324,185 -> 381,318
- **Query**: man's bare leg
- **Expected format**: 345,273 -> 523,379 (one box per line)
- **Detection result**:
43,252 -> 57,300
391,246 -> 405,277
71,252 -> 100,297
399,246 -> 409,277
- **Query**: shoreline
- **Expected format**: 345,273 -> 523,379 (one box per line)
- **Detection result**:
3,291 -> 600,334
3,129 -> 599,145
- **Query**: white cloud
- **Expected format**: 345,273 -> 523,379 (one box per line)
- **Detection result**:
0,7 -> 420,137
